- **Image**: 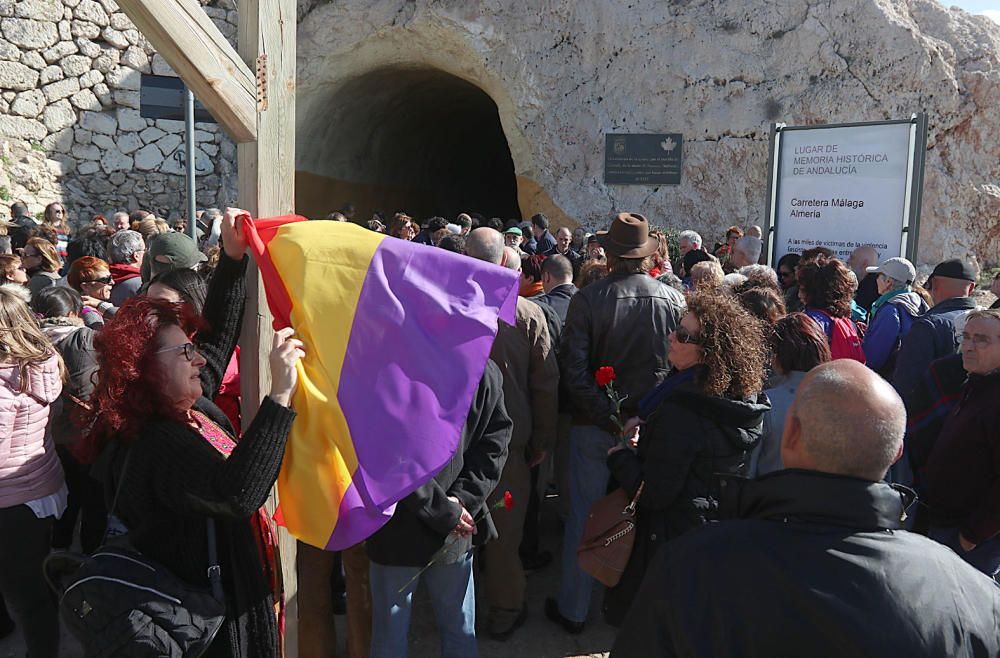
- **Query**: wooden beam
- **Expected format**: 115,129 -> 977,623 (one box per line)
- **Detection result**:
235,0 -> 298,655
115,0 -> 258,143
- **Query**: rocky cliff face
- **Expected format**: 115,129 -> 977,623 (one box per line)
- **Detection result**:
297,0 -> 1000,266
0,0 -> 237,222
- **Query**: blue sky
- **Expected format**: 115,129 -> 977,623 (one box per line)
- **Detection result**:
947,0 -> 1000,21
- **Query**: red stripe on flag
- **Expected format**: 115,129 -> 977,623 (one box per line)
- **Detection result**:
240,214 -> 308,330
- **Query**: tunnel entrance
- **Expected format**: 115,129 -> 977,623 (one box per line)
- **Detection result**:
296,67 -> 521,221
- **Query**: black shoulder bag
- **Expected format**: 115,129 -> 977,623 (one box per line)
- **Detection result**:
43,450 -> 226,657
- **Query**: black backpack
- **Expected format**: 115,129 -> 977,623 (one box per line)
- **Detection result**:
43,452 -> 226,657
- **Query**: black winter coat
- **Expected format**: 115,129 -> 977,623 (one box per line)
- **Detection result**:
535,283 -> 577,326
603,378 -> 768,624
612,470 -> 1000,658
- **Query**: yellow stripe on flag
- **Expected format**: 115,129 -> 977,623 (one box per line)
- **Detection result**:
271,221 -> 386,547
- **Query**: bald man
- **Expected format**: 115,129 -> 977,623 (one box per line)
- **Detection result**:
613,360 -> 1000,658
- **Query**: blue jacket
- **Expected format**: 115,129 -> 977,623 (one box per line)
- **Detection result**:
862,291 -> 927,377
893,296 -> 978,398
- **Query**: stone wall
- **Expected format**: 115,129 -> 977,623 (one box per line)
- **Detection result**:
0,0 -> 237,224
296,0 -> 1000,266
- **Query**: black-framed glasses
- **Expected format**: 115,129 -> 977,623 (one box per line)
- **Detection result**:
83,275 -> 113,285
154,342 -> 199,362
673,325 -> 702,345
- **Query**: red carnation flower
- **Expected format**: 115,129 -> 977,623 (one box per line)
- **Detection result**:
595,366 -> 616,388
503,490 -> 514,511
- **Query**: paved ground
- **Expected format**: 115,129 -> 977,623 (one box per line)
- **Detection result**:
1,495 -> 617,658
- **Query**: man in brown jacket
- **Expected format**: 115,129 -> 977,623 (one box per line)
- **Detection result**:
467,230 -> 560,640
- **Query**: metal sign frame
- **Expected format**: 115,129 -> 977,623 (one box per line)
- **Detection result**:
763,113 -> 928,265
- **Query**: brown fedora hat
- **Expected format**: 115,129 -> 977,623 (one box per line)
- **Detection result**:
596,212 -> 658,258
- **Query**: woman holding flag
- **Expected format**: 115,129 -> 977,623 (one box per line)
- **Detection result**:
81,208 -> 304,658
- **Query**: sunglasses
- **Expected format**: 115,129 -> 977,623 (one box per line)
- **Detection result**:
83,275 -> 113,285
673,325 -> 702,345
154,342 -> 199,362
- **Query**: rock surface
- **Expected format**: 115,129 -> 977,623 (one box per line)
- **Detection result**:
1,0 -> 997,264
295,0 -> 1000,266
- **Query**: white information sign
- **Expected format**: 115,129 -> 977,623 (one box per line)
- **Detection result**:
772,122 -> 914,263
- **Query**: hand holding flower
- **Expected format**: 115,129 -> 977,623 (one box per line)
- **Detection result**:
399,491 -> 515,593
448,496 -> 477,539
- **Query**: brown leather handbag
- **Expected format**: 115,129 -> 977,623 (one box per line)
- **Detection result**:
577,482 -> 645,587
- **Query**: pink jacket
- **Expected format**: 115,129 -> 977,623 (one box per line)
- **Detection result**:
0,353 -> 65,509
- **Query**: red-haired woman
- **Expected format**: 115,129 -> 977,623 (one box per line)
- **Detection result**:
82,208 -> 304,658
67,255 -> 116,328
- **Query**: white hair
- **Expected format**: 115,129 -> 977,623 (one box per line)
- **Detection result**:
738,264 -> 779,289
679,230 -> 702,248
723,273 -> 747,291
107,229 -> 145,265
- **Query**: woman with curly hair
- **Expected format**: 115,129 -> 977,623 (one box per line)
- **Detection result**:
796,255 -> 866,362
80,209 -> 303,658
736,285 -> 787,329
603,290 -> 770,625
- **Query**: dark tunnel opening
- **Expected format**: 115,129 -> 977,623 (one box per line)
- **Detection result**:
297,67 -> 521,221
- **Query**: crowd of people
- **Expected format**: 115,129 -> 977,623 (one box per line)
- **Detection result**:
0,199 -> 998,657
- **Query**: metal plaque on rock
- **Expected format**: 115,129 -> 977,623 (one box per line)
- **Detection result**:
604,133 -> 683,185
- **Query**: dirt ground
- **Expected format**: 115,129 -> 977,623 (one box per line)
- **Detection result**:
0,495 -> 618,658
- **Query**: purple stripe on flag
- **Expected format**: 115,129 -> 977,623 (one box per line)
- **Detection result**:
324,479 -> 395,551
336,238 -> 518,530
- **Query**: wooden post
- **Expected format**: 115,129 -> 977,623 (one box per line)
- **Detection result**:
236,1 -> 298,656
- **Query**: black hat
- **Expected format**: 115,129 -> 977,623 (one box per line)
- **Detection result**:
926,258 -> 977,285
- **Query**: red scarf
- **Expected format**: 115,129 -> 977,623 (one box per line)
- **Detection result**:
108,262 -> 140,283
519,280 -> 544,298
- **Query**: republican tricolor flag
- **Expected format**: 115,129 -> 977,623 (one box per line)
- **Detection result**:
241,215 -> 518,550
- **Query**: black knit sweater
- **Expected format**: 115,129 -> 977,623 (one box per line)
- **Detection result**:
107,252 -> 296,658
